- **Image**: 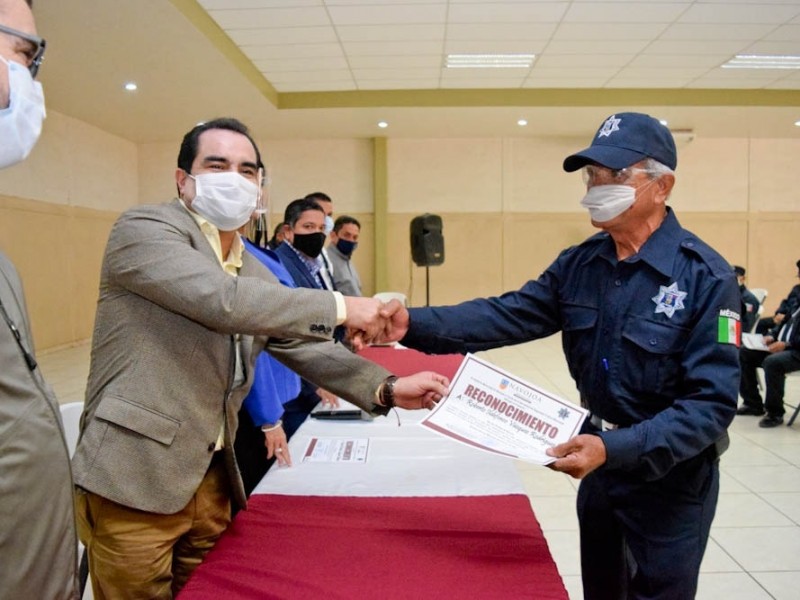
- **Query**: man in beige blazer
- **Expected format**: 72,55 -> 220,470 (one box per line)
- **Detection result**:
72,117 -> 448,600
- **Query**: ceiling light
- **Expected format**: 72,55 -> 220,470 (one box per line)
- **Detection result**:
795,120 -> 800,127
517,119 -> 528,127
446,54 -> 535,69
377,121 -> 388,129
722,55 -> 800,69
124,82 -> 138,91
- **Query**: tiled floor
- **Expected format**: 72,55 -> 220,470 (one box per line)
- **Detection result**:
39,336 -> 800,600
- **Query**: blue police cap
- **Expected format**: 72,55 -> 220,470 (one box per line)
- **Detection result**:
563,112 -> 677,172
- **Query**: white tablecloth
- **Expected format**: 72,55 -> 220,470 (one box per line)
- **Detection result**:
253,407 -> 525,497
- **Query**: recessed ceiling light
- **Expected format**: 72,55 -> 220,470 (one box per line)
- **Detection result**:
124,82 -> 138,91
795,120 -> 800,127
517,119 -> 528,127
446,54 -> 535,69
377,121 -> 388,129
722,54 -> 800,69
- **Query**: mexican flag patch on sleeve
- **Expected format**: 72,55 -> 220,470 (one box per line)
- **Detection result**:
717,309 -> 741,346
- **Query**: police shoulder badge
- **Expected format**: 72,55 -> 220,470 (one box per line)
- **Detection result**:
651,282 -> 687,318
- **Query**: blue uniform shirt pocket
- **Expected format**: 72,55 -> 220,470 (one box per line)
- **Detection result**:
621,317 -> 691,402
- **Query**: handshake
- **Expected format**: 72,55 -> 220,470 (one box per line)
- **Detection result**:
342,297 -> 409,350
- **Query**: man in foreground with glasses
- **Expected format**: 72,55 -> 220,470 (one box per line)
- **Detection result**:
376,112 -> 739,599
0,1 -> 80,599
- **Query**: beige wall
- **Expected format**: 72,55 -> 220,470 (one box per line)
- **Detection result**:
0,111 -> 135,350
2,110 -> 799,350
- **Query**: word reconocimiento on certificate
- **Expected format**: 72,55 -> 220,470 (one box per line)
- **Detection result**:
421,353 -> 588,465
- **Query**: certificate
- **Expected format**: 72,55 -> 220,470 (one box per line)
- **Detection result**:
302,437 -> 369,463
421,354 -> 587,465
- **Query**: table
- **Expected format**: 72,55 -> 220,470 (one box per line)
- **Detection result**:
179,347 -> 568,599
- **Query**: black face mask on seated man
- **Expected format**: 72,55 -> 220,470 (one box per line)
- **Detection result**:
292,231 -> 326,258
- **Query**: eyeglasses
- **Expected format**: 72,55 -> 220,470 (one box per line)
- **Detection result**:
581,165 -> 653,186
0,23 -> 46,78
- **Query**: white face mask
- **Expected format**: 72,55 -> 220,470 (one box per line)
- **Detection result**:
324,215 -> 334,235
187,171 -> 259,231
0,55 -> 46,169
580,184 -> 637,223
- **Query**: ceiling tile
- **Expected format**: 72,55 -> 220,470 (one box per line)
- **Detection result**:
613,66 -> 709,79
644,40 -> 751,55
522,77 -> 613,88
358,79 -> 442,90
536,54 -> 635,68
448,2 -> 568,23
447,23 -> 557,40
444,40 -> 546,53
268,69 -> 353,83
326,0 -> 441,5
348,55 -> 442,68
762,24 -> 800,41
197,0 -> 323,10
564,2 -> 688,23
244,43 -> 344,60
353,68 -> 441,80
628,54 -> 730,68
741,41 -> 800,55
343,41 -> 444,56
529,66 -> 623,79
606,78 -> 695,88
335,24 -> 445,42
441,77 -> 526,88
552,22 -> 668,40
658,23 -> 776,41
272,80 -> 356,92
679,3 -> 800,24
327,4 -> 447,25
228,27 -> 338,45
545,40 -> 649,55
200,1 -> 321,8
208,7 -> 330,29
254,57 -> 350,71
441,68 -> 528,80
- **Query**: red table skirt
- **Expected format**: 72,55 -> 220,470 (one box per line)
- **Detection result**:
358,346 -> 464,380
179,494 -> 568,600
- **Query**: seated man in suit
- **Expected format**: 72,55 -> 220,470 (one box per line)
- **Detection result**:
275,198 -> 342,437
756,259 -> 800,334
733,265 -> 760,333
738,306 -> 800,427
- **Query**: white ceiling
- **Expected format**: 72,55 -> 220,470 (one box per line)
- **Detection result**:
200,0 -> 800,92
32,0 -> 800,143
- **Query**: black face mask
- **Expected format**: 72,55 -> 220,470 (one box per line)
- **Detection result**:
292,232 -> 326,258
336,238 -> 358,257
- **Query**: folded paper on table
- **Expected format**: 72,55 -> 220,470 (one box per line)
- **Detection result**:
421,353 -> 587,464
742,332 -> 769,351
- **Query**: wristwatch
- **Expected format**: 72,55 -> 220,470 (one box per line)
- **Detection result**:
379,376 -> 398,408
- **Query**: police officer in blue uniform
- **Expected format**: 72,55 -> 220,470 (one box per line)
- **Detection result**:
377,113 -> 740,600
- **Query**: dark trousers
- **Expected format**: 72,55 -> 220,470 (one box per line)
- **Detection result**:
233,407 -> 275,500
739,348 -> 800,416
282,382 -> 321,440
577,451 -> 719,600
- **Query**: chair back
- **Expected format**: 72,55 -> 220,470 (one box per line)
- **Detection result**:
59,402 -> 84,458
373,291 -> 408,307
750,288 -> 768,305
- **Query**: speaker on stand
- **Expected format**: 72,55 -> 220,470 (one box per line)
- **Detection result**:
410,214 -> 444,306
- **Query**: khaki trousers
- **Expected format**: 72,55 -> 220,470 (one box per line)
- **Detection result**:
75,453 -> 231,600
